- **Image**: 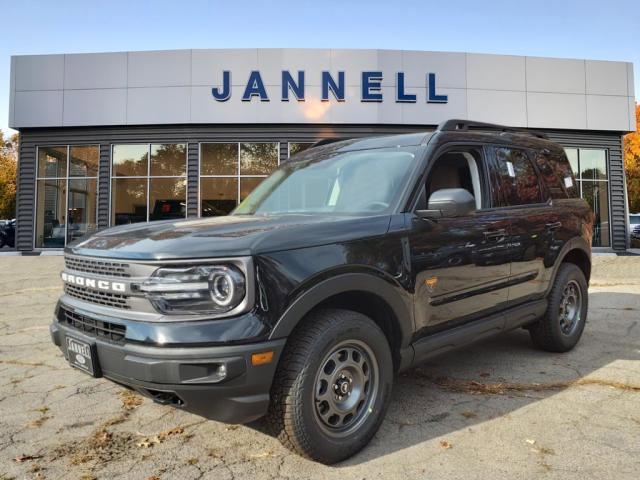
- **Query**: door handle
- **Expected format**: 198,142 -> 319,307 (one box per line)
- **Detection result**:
546,221 -> 562,231
483,229 -> 506,241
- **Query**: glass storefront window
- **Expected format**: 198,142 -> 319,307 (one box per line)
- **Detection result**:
36,179 -> 67,248
201,143 -> 238,175
240,143 -> 279,175
67,179 -> 98,243
563,147 -> 610,247
288,143 -> 313,157
151,144 -> 187,176
70,146 -> 99,177
200,142 -> 279,216
111,178 -> 147,225
149,178 -> 187,221
112,144 -> 148,176
35,145 -> 98,248
240,177 -> 265,201
581,181 -> 610,247
38,146 -> 67,178
111,143 -> 187,225
200,178 -> 238,216
579,149 -> 607,180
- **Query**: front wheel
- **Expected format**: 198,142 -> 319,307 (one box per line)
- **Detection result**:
266,309 -> 393,464
529,263 -> 588,352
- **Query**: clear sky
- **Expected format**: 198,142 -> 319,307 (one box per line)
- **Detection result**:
1,0 -> 638,135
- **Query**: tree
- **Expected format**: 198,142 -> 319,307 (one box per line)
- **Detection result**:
0,131 -> 18,219
624,104 -> 640,213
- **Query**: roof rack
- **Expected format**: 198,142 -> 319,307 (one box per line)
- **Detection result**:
437,119 -> 549,140
309,137 -> 348,148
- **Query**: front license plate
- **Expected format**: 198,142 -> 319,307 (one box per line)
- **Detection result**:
66,336 -> 100,377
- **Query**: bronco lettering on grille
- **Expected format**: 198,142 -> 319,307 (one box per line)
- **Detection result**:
61,272 -> 126,293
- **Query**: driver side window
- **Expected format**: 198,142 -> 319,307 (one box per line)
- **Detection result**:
417,148 -> 485,211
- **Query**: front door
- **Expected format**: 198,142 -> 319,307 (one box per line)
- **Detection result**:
409,146 -> 512,338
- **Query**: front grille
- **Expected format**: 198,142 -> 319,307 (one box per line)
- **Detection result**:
65,284 -> 131,310
59,307 -> 126,343
65,256 -> 131,278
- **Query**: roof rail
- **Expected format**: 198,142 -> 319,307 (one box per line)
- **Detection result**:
310,137 -> 348,148
437,119 -> 549,140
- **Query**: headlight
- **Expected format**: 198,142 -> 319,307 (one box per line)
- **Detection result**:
138,265 -> 247,315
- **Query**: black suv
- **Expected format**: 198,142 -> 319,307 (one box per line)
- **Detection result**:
51,120 -> 593,464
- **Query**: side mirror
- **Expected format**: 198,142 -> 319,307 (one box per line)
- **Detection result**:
416,188 -> 476,219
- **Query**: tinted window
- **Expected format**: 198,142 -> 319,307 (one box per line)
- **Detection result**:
534,150 -> 566,199
492,147 -> 542,207
547,150 -> 579,198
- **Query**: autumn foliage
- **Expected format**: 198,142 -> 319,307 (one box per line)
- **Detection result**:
624,104 -> 640,213
0,131 -> 18,219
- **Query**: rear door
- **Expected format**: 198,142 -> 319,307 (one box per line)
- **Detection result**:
487,146 -> 554,304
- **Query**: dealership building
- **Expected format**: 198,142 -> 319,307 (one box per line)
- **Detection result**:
7,48 -> 636,252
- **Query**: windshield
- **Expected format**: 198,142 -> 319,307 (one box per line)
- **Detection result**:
234,147 -> 418,215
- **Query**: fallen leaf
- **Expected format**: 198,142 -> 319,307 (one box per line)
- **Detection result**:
250,450 -> 275,459
533,446 -> 555,455
439,440 -> 452,449
27,416 -> 51,428
525,439 -> 536,445
14,454 -> 43,463
118,390 -> 144,410
461,411 -> 477,419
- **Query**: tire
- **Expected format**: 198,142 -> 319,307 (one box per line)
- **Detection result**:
0,236 -> 4,248
266,308 -> 394,464
529,263 -> 588,352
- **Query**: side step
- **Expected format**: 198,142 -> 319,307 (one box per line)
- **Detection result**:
410,299 -> 546,366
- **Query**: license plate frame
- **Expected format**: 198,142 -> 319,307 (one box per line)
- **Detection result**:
65,336 -> 101,377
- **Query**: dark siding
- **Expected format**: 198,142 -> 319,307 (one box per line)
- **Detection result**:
16,139 -> 35,251
187,142 -> 199,217
15,124 -> 628,251
278,141 -> 288,163
545,130 -> 627,251
98,144 -> 110,228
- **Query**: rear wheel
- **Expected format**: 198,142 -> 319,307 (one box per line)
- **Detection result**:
267,309 -> 393,464
529,263 -> 588,352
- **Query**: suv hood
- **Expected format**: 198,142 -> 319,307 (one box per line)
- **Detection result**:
66,214 -> 392,260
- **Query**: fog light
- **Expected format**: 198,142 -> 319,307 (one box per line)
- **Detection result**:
251,351 -> 274,366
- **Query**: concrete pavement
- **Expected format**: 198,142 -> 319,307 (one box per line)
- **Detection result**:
0,256 -> 638,479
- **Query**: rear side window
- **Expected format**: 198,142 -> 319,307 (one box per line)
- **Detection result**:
490,147 -> 543,207
534,150 -> 567,199
550,150 -> 579,198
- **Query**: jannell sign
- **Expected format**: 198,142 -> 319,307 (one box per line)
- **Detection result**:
8,49 -> 635,129
212,71 -> 449,104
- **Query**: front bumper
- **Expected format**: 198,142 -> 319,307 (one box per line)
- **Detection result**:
51,319 -> 285,424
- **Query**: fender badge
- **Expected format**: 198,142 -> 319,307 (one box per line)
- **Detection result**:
425,277 -> 438,293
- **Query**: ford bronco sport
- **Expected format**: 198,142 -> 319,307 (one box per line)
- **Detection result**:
51,120 -> 593,464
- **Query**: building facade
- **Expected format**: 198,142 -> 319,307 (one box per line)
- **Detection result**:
8,48 -> 636,252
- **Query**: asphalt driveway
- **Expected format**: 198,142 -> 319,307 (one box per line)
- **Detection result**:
0,256 -> 639,479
